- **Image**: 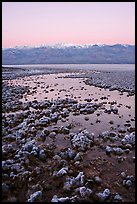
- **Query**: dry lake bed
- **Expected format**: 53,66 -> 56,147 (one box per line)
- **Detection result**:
2,66 -> 135,202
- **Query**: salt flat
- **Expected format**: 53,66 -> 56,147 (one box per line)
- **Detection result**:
2,66 -> 135,202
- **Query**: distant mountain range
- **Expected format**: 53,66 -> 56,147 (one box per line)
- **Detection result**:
2,43 -> 135,64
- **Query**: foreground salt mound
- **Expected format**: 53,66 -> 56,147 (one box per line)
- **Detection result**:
121,132 -> 135,146
51,195 -> 78,202
27,191 -> 42,202
75,186 -> 93,198
70,130 -> 94,151
63,172 -> 85,191
96,188 -> 110,201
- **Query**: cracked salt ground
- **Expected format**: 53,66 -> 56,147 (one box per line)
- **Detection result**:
2,72 -> 135,202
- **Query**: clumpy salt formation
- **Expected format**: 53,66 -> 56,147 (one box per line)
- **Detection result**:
2,67 -> 135,202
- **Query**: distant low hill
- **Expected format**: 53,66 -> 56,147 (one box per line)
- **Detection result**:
2,43 -> 135,64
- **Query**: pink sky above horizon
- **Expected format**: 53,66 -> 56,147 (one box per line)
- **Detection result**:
2,2 -> 135,48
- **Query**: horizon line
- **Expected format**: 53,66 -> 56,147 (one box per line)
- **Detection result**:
2,42 -> 135,49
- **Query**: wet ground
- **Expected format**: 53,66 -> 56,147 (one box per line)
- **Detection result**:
2,68 -> 135,202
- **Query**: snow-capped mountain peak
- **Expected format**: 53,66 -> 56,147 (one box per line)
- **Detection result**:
3,43 -> 132,50
2,43 -> 135,65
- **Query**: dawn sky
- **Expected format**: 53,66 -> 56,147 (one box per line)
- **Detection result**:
2,2 -> 135,48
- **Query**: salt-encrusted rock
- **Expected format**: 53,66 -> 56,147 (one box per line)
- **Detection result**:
106,146 -> 113,155
113,193 -> 122,202
49,131 -> 56,138
85,106 -> 95,114
118,127 -> 126,133
43,128 -> 50,136
14,153 -> 21,160
61,118 -> 66,123
74,161 -> 81,168
74,172 -> 85,186
22,170 -> 31,178
66,123 -> 73,129
109,131 -> 117,137
29,151 -> 37,158
51,195 -> 70,202
105,107 -> 111,114
53,167 -> 68,177
39,150 -> 46,160
66,148 -> 76,159
61,127 -> 70,134
63,177 -> 75,191
10,172 -> 16,180
99,131 -> 110,140
74,152 -> 83,161
3,134 -> 16,142
71,130 -> 94,151
20,138 -> 26,144
17,120 -> 27,129
39,116 -> 50,126
61,108 -> 70,118
125,149 -> 130,154
80,108 -> 86,114
59,151 -> 68,160
69,195 -> 78,202
50,112 -> 58,122
64,172 -> 85,191
32,146 -> 39,153
125,143 -> 132,150
38,100 -> 51,109
126,175 -> 134,181
27,191 -> 42,202
121,132 -> 135,146
120,172 -> 126,179
123,179 -> 132,187
111,106 -> 118,114
10,163 -> 23,173
111,136 -> 119,142
5,159 -> 14,165
76,186 -> 93,198
2,144 -> 14,156
36,130 -> 46,141
80,106 -> 95,114
96,188 -> 111,201
23,140 -> 35,152
15,130 -> 25,140
113,147 -> 124,155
